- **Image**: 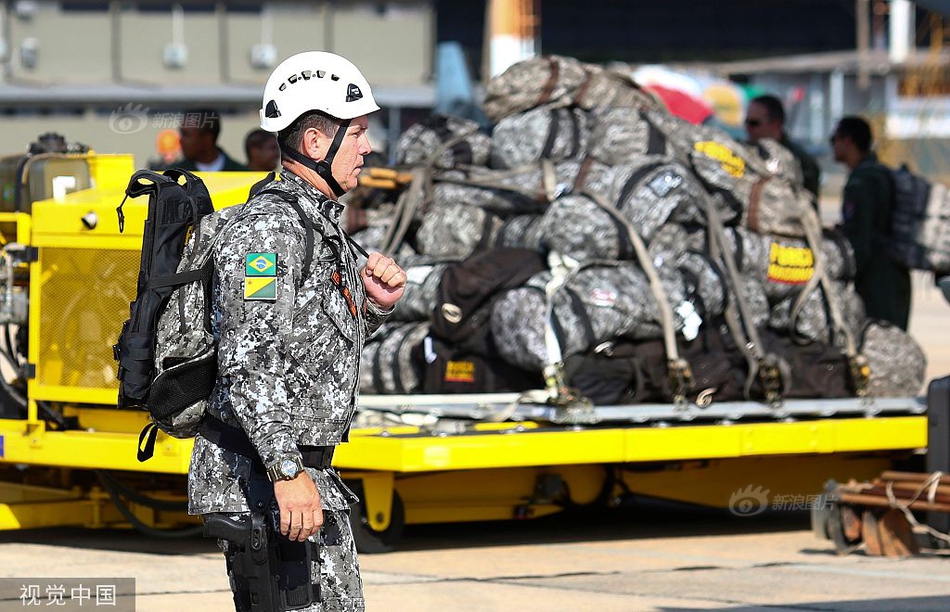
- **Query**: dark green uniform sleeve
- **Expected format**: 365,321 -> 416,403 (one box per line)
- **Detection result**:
840,173 -> 878,274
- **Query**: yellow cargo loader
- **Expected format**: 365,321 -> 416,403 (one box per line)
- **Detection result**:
0,154 -> 928,552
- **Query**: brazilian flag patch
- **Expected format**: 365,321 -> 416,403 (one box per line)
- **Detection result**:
246,253 -> 277,276
244,277 -> 277,301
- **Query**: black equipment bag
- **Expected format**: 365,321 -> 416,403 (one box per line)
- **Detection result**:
430,246 -> 547,350
417,335 -> 542,394
114,168 -> 214,408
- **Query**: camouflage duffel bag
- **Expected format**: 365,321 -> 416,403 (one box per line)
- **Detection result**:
742,176 -> 814,237
768,281 -> 865,345
392,259 -> 454,322
395,114 -> 491,169
727,275 -> 772,332
605,155 -> 722,239
495,214 -> 545,251
359,322 -> 430,394
587,107 -> 678,167
645,110 -> 772,218
537,193 -> 692,262
431,160 -> 579,215
859,320 -> 927,397
483,55 -> 659,124
889,167 -> 950,273
415,200 -> 504,259
753,137 -> 804,187
491,106 -> 590,169
688,226 -> 856,302
489,259 -> 725,372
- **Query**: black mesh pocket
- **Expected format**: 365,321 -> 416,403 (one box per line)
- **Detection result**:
146,347 -> 217,420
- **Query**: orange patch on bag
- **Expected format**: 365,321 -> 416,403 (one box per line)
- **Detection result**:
444,360 -> 476,383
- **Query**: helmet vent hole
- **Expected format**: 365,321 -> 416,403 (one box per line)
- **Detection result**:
317,70 -> 326,78
330,74 -> 340,81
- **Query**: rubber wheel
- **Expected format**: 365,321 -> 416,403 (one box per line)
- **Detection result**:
349,490 -> 405,554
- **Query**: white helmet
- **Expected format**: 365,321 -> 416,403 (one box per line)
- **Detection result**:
260,51 -> 380,133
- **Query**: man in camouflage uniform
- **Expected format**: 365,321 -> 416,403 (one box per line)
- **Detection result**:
188,51 -> 406,611
831,116 -> 911,330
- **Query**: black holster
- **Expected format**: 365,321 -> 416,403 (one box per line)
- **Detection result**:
204,475 -> 319,611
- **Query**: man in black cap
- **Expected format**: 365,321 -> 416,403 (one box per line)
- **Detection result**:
176,109 -> 247,172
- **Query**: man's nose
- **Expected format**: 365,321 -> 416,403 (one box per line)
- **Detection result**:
359,134 -> 372,155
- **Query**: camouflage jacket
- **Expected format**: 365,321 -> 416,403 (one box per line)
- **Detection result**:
188,168 -> 390,515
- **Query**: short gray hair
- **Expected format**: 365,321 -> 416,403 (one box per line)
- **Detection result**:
278,110 -> 341,152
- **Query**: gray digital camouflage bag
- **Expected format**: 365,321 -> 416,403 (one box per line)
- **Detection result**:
536,193 -> 691,263
395,114 -> 491,169
889,166 -> 950,273
496,214 -> 545,251
491,107 -> 590,169
859,320 -> 926,397
489,259 -> 726,372
415,200 -> 504,259
768,280 -> 866,344
430,160 -> 577,215
587,107 -> 677,167
687,226 -> 856,302
359,322 -> 430,394
754,137 -> 804,187
603,155 -> 724,240
483,55 -> 659,124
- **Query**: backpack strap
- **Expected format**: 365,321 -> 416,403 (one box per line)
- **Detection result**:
255,188 -> 315,282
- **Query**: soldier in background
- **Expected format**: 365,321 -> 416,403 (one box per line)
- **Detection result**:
831,116 -> 911,330
190,52 -> 406,611
243,128 -> 281,172
745,94 -> 821,201
176,109 -> 247,172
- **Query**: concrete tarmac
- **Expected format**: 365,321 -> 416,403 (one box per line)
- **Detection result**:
0,506 -> 948,611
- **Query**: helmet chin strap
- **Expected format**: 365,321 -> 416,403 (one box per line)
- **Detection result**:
279,118 -> 352,198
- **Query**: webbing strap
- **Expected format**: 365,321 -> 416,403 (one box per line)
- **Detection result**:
645,116 -> 667,156
380,166 -> 428,256
148,262 -> 211,290
541,109 -> 561,160
563,286 -> 596,348
430,120 -> 474,167
616,161 -> 667,212
704,199 -> 768,398
582,190 -> 684,374
537,56 -> 560,106
792,208 -> 861,364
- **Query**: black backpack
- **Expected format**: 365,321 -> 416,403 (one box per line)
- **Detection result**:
430,246 -> 547,352
114,170 -> 322,460
888,164 -> 950,274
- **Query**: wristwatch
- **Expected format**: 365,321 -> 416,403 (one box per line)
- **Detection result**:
266,455 -> 305,483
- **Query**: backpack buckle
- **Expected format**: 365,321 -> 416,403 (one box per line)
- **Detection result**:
667,358 -> 693,407
758,358 -> 784,406
849,354 -> 871,398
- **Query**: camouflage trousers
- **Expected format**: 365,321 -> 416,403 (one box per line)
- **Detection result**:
212,508 -> 365,612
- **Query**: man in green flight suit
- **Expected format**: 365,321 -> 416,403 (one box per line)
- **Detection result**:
831,116 -> 911,330
745,94 -> 821,203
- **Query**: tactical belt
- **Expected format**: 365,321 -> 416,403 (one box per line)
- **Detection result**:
199,416 -> 335,471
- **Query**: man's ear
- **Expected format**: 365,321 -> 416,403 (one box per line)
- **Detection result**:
302,127 -> 325,160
